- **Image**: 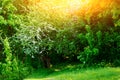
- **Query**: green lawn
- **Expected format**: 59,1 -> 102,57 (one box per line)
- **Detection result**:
24,64 -> 120,80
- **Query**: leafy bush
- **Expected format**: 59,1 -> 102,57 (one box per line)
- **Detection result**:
10,21 -> 57,68
0,37 -> 30,80
0,0 -> 22,37
0,0 -> 31,79
77,5 -> 120,67
77,25 -> 100,66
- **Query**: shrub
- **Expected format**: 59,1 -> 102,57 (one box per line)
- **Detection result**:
0,37 -> 30,80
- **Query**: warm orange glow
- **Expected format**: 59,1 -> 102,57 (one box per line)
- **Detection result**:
26,0 -> 114,20
70,0 -> 113,16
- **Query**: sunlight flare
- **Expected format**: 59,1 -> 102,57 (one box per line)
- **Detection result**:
30,0 -> 113,12
27,0 -> 113,18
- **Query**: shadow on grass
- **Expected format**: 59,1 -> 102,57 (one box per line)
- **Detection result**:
25,63 -> 120,80
25,63 -> 82,79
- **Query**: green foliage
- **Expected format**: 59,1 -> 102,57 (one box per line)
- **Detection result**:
10,21 -> 57,68
0,37 -> 30,80
55,29 -> 77,61
77,25 -> 100,66
11,2 -> 120,67
1,0 -> 119,72
0,0 -> 22,36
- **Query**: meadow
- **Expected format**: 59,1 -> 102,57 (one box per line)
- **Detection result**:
25,64 -> 120,80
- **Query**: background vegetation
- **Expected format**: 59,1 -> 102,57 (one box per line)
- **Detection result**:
0,0 -> 120,79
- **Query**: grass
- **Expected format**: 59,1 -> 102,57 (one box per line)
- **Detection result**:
24,63 -> 120,80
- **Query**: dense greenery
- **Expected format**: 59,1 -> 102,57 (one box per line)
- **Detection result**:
0,0 -> 30,79
0,0 -> 120,79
